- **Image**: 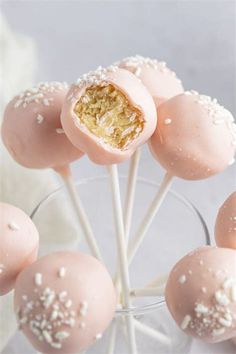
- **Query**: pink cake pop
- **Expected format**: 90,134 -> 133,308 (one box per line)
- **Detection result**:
165,246 -> 236,343
0,202 -> 39,296
215,191 -> 236,249
115,55 -> 184,105
61,66 -> 157,165
14,251 -> 116,354
150,91 -> 236,180
2,81 -> 83,171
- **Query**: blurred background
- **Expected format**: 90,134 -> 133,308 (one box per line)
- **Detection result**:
1,1 -> 236,353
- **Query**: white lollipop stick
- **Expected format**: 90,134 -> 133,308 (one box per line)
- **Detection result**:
106,321 -> 117,354
134,319 -> 171,346
56,165 -> 103,261
128,172 -> 173,264
146,273 -> 169,288
130,286 -> 165,297
123,148 -> 141,239
107,164 -> 137,354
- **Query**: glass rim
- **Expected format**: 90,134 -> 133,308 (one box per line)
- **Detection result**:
30,174 -> 211,316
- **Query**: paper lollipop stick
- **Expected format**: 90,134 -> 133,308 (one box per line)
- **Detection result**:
134,319 -> 171,346
130,285 -> 165,297
57,165 -> 103,261
107,164 -> 137,354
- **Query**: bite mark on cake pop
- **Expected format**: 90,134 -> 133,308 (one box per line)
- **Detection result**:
73,83 -> 144,150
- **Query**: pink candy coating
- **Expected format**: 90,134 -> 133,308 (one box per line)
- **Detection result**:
61,67 -> 157,165
14,251 -> 117,354
0,203 -> 39,296
116,55 -> 184,105
215,191 -> 236,249
149,91 -> 236,180
165,246 -> 236,343
2,82 -> 83,170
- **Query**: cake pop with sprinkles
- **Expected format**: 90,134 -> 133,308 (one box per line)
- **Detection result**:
115,55 -> 184,105
149,90 -> 236,180
14,251 -> 116,354
61,66 -> 157,165
215,191 -> 236,249
165,246 -> 236,343
2,81 -> 83,171
0,202 -> 39,296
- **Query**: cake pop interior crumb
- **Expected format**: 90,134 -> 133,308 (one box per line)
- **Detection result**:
74,84 -> 144,149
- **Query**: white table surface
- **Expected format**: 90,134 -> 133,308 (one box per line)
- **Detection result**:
1,1 -> 236,353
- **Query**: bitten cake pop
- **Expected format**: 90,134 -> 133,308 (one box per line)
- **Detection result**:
165,246 -> 236,343
2,81 -> 83,170
150,91 -> 236,180
61,66 -> 157,165
115,55 -> 184,105
14,251 -> 116,354
0,202 -> 39,296
215,191 -> 236,249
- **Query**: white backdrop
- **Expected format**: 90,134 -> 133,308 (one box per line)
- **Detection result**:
1,1 -> 236,353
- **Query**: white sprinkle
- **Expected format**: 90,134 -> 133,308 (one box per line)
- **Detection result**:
35,273 -> 42,286
14,99 -> 23,108
50,310 -> 58,321
58,267 -> 66,278
58,291 -> 67,302
55,331 -> 70,341
194,304 -> 209,314
212,328 -> 225,337
199,260 -> 204,265
22,295 -> 28,301
0,264 -> 5,274
36,114 -> 44,124
43,98 -> 50,106
42,330 -> 52,343
164,118 -> 172,125
215,290 -> 230,306
135,67 -> 142,77
181,315 -> 191,330
201,287 -> 207,294
65,300 -> 72,309
51,342 -> 62,349
8,221 -> 20,231
95,333 -> 102,340
179,275 -> 187,284
223,277 -> 236,289
80,301 -> 88,317
218,317 -> 232,327
56,128 -> 65,134
79,322 -> 86,329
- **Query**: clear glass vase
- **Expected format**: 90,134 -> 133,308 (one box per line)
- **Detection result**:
3,176 -> 210,354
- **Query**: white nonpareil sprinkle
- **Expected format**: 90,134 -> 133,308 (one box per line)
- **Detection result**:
79,301 -> 88,317
56,128 -> 65,134
35,273 -> 43,286
194,303 -> 209,314
36,114 -> 44,124
164,118 -> 172,125
65,300 -> 72,309
218,317 -> 232,328
223,277 -> 236,289
58,291 -> 68,302
181,315 -> 192,330
212,328 -> 225,337
178,275 -> 187,284
201,287 -> 207,294
8,221 -> 20,231
215,290 -> 230,306
55,331 -> 70,341
79,322 -> 86,329
0,264 -> 5,274
58,267 -> 66,278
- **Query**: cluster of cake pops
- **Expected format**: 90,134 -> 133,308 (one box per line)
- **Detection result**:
1,54 -> 236,354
